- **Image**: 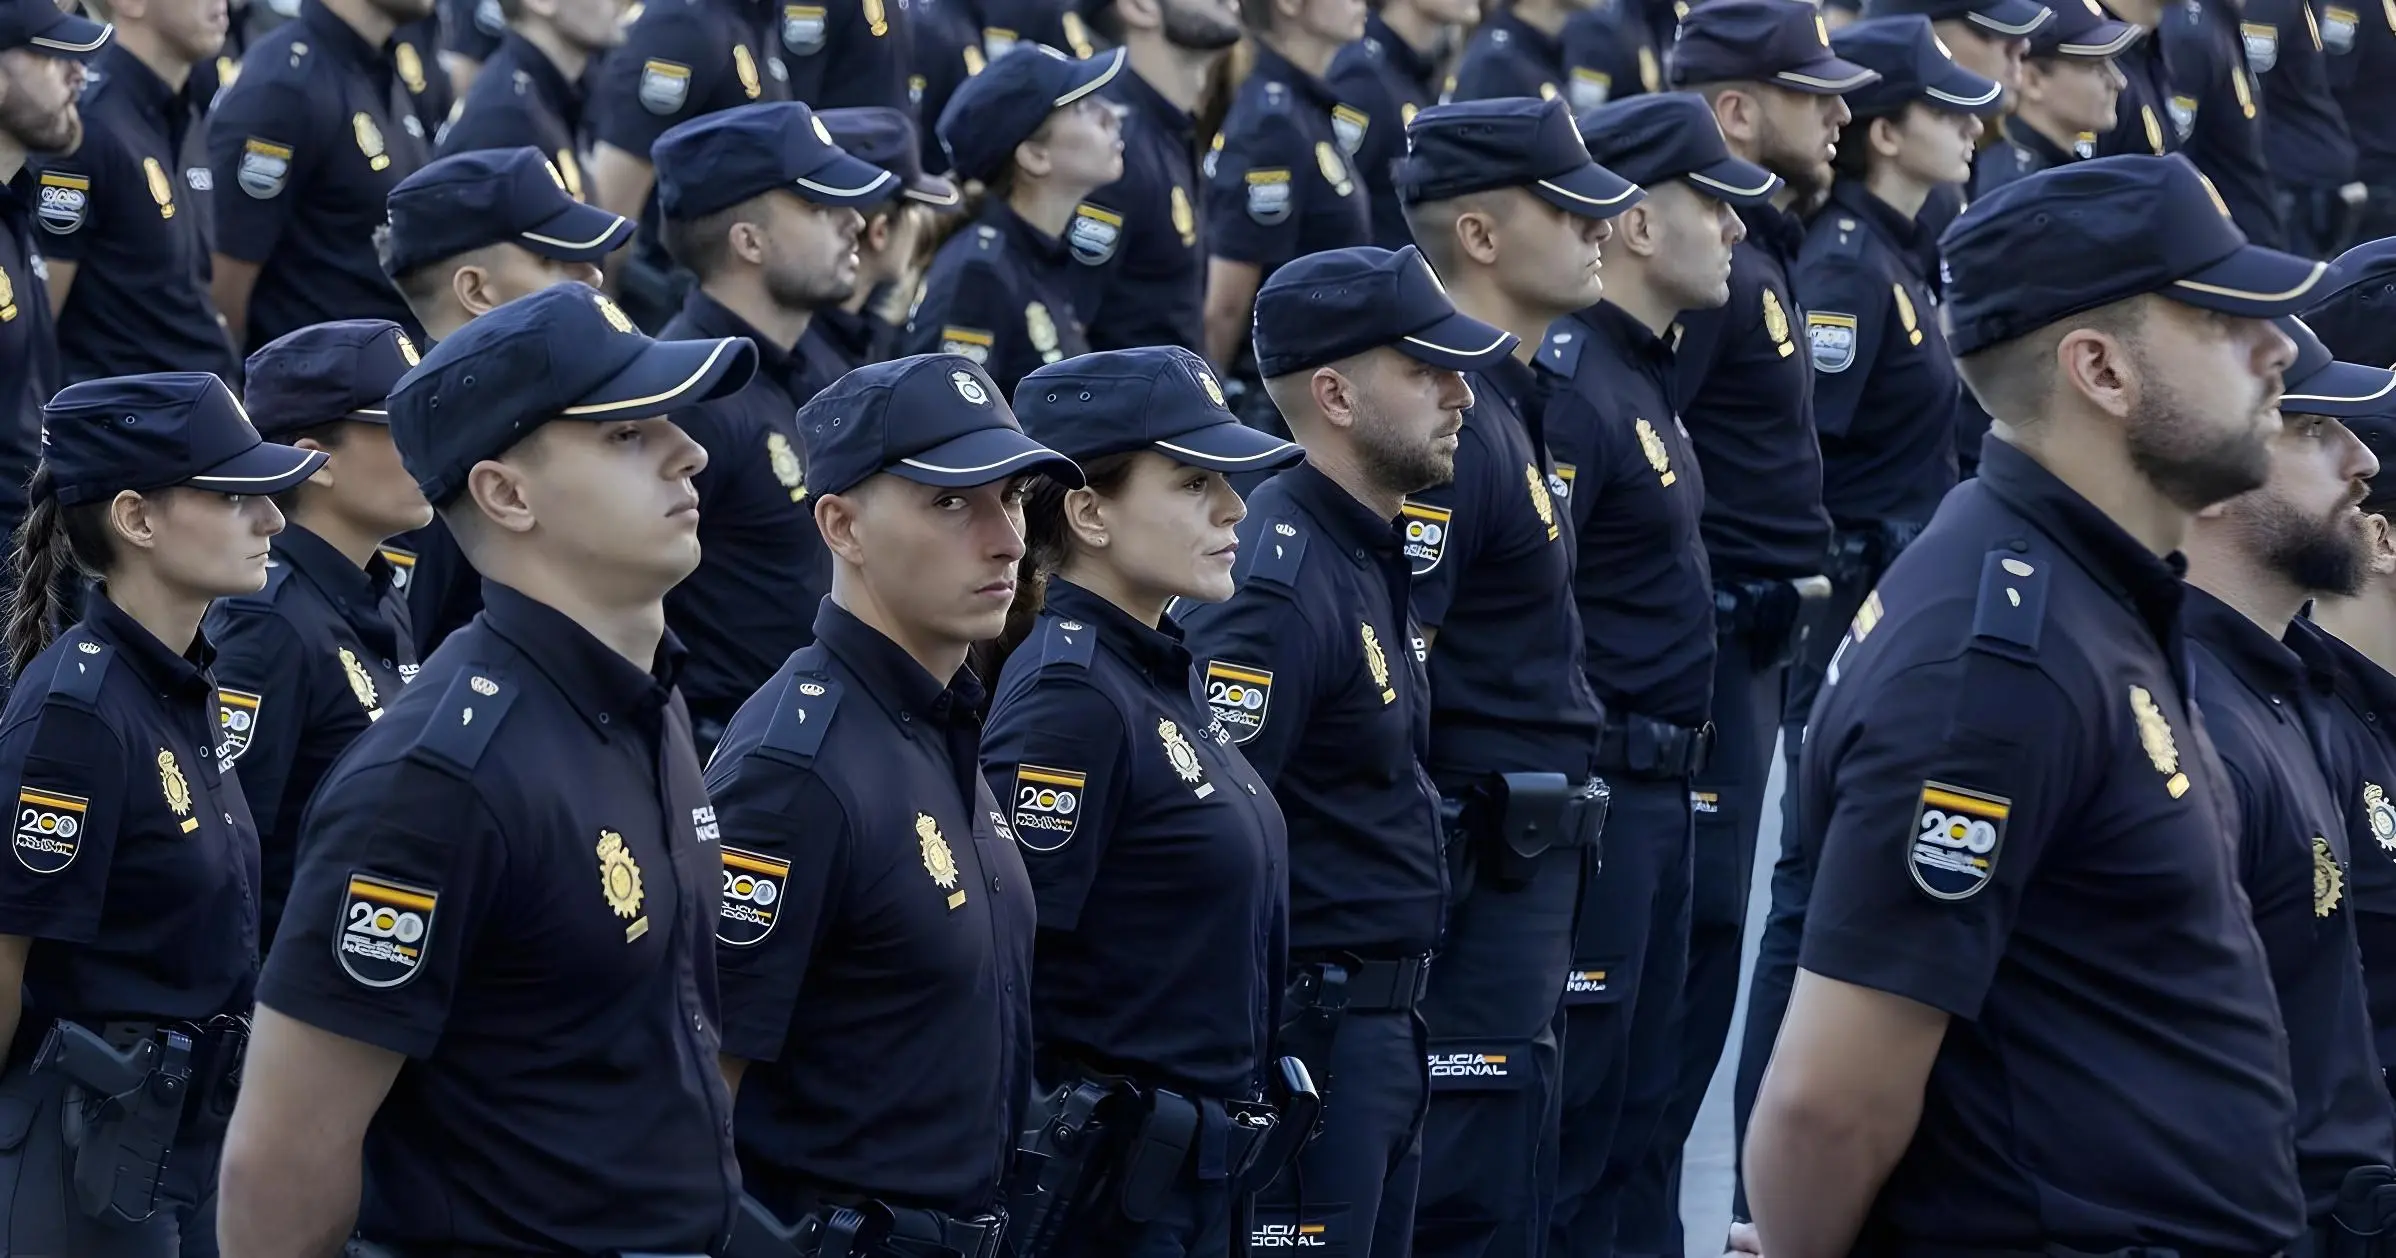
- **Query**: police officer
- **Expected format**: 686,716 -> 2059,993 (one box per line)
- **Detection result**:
649,101 -> 895,751
1973,0 -> 2139,197
0,372 -> 323,1255
205,0 -> 436,353
202,320 -> 430,948
219,283 -> 756,1254
373,144 -> 635,657
1199,0 -> 1366,384
785,0 -> 916,115
1071,0 -> 1238,354
1327,0 -> 1468,250
980,346 -> 1302,1256
1178,244 -> 1510,1258
436,0 -> 504,90
434,0 -> 626,202
1860,0 -> 2050,99
1745,152 -> 2324,1258
28,0 -> 236,385
2249,0 -> 2360,256
1543,90 -> 1778,1258
2156,0 -> 2284,246
1558,0 -> 1672,117
2327,0 -> 2396,243
2092,0 -> 2176,158
703,354 -> 1074,1246
1452,0 -> 1580,101
808,107 -> 961,380
1395,96 -> 1634,1258
905,45 -> 1126,395
2181,315 -> 2396,1251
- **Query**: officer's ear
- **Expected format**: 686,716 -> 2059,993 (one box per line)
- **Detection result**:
452,262 -> 505,319
1059,485 -> 1108,551
103,489 -> 159,555
462,457 -> 540,536
1311,364 -> 1360,432
1708,87 -> 1762,153
726,217 -> 771,267
815,488 -> 870,567
1612,201 -> 1659,260
1865,113 -> 1906,162
2367,513 -> 2396,576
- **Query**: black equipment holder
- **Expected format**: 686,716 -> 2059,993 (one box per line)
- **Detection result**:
34,1019 -> 190,1227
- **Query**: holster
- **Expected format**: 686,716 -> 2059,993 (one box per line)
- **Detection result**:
1276,963 -> 1350,1089
1230,1056 -> 1318,1195
723,1194 -> 812,1258
1116,1091 -> 1200,1223
1717,577 -> 1829,669
1005,1077 -> 1127,1258
2329,1163 -> 2396,1258
1455,773 -> 1611,890
34,1019 -> 191,1227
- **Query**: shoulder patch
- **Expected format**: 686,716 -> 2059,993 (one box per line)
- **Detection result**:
1203,660 -> 1274,744
1245,518 -> 1309,588
1806,311 -> 1858,373
407,669 -> 518,776
43,637 -> 111,710
237,137 -> 292,199
1909,780 -> 2009,900
35,170 -> 89,235
638,58 -> 692,114
1537,325 -> 1584,378
1971,548 -> 2047,654
1400,501 -> 1449,575
1035,616 -> 1099,672
757,671 -> 841,766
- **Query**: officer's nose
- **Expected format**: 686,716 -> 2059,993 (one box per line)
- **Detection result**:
2260,318 -> 2300,376
662,420 -> 708,481
2346,423 -> 2383,483
1434,369 -> 1473,412
1722,203 -> 1747,246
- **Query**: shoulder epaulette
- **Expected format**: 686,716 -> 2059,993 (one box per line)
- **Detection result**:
1536,322 -> 1584,378
1805,214 -> 1869,261
407,667 -> 519,776
1033,615 -> 1099,672
1245,518 -> 1309,589
756,671 -> 842,766
43,636 -> 111,710
219,560 -> 294,611
1971,546 -> 2047,656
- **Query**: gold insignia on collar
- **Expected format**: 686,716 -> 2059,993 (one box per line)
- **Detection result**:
2367,782 -> 2395,851
1525,463 -> 1558,539
1361,623 -> 1395,705
1762,288 -> 1793,355
1158,718 -> 1207,790
598,829 -> 648,939
1634,418 -> 1675,486
158,749 -> 193,831
2128,685 -> 2190,798
2316,836 -> 2345,916
339,647 -> 380,714
918,814 -> 965,909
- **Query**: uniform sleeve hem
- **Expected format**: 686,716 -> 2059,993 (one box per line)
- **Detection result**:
254,987 -> 444,1060
1799,926 -> 1989,1022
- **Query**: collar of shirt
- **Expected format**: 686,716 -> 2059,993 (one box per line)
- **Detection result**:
1489,6 -> 1564,69
81,585 -> 217,701
1365,12 -> 1440,92
1471,350 -> 1547,438
1,166 -> 33,235
1042,577 -> 1192,689
810,598 -> 988,731
1828,177 -> 1938,283
2183,582 -> 2316,701
2290,615 -> 2396,720
2000,115 -> 2079,173
478,580 -> 687,738
94,43 -> 208,130
1281,459 -> 1408,559
1250,42 -> 1344,112
1735,198 -> 1807,266
986,197 -> 1072,268
302,0 -> 399,83
497,29 -> 586,133
671,288 -> 806,399
1573,299 -> 1676,380
274,523 -> 397,622
1108,60 -> 1197,148
1974,436 -> 2190,648
809,305 -> 881,365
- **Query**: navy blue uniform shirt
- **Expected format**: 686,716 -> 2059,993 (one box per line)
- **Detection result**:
1451,5 -> 1566,100
982,580 -> 1289,1098
2246,0 -> 2358,190
1407,355 -> 1604,779
203,526 -> 416,948
777,0 -> 915,113
1560,0 -> 1667,113
1972,115 -> 2084,198
436,30 -> 592,202
2323,0 -> 2396,187
439,0 -> 505,64
206,0 -> 435,353
2096,17 -> 2179,157
30,43 -> 238,385
1796,437 -> 2303,1252
1204,43 -> 1371,290
1177,461 -> 1448,958
910,0 -> 984,172
2291,617 -> 2396,1086
660,289 -> 832,728
706,599 -> 1034,1216
1326,13 -> 1442,251
0,169 -> 60,537
1537,301 -> 1715,728
1796,179 -> 1962,526
1074,66 -> 1206,354
2158,0 -> 2286,246
796,303 -> 897,382
2185,586 -> 2396,1221
901,201 -> 1092,397
258,582 -> 738,1252
1673,198 -> 1832,580
0,592 -> 261,1024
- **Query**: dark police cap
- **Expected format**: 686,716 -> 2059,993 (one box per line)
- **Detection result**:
2029,0 -> 2138,56
0,0 -> 107,57
2278,316 -> 2396,420
937,45 -> 1126,184
1834,16 -> 2007,117
387,285 -> 758,506
243,320 -> 424,436
1668,0 -> 1882,93
819,106 -> 963,209
800,354 -> 1083,496
1861,0 -> 2052,38
1252,245 -> 1519,377
1014,347 -> 1303,473
1578,92 -> 1781,206
2346,414 -> 2396,513
653,101 -> 899,220
43,373 -> 327,506
2300,236 -> 2396,371
383,147 -> 635,278
1940,154 -> 2338,357
1399,97 -> 1645,218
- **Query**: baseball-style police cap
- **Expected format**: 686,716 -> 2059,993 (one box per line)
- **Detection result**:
2346,415 -> 2396,513
821,106 -> 963,209
653,101 -> 899,220
1014,347 -> 1304,474
1400,97 -> 1645,219
1253,245 -> 1520,377
1578,93 -> 1782,207
1834,16 -> 2007,116
383,147 -> 635,279
937,45 -> 1126,184
388,285 -> 758,505
1941,154 -> 2338,357
2277,316 -> 2396,419
1862,0 -> 2053,39
1668,0 -> 1882,93
2030,0 -> 2138,57
0,0 -> 108,57
801,354 -> 1083,496
243,320 -> 424,436
2300,236 -> 2396,369
43,373 -> 327,506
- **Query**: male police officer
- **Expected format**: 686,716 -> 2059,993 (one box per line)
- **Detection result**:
1543,91 -> 1778,1258
1451,0 -> 1581,100
205,320 -> 431,948
1179,244 -> 1515,1258
1396,96 -> 1635,1258
435,0 -> 627,199
807,107 -> 960,380
206,0 -> 436,353
649,100 -> 895,752
219,283 -> 757,1257
1745,152 -> 2324,1258
2155,0 -> 2283,245
2182,316 -> 2396,1251
29,0 -> 236,385
2247,0 -> 2359,256
1327,0 -> 1472,250
703,354 -> 1075,1245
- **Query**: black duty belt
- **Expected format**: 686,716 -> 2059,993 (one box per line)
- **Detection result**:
1595,715 -> 1713,780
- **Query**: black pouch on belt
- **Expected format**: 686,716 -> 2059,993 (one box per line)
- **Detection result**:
1473,772 -> 1610,888
1116,1089 -> 1200,1223
2329,1163 -> 2396,1258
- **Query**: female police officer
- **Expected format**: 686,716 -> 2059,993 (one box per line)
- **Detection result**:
978,346 -> 1304,1257
0,371 -> 324,1254
903,44 -> 1128,396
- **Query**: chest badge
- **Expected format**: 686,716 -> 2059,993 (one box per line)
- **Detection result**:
2315,836 -> 2345,916
1634,418 -> 1676,487
782,3 -> 828,52
1361,623 -> 1396,705
1158,718 -> 1213,798
2368,782 -> 2395,852
766,432 -> 807,502
338,647 -> 382,716
1026,302 -> 1063,362
733,44 -> 763,99
918,813 -> 966,910
351,113 -> 389,172
1892,285 -> 1923,346
394,40 -> 428,94
158,748 -> 195,832
1762,289 -> 1795,358
1525,463 -> 1559,540
597,829 -> 649,941
1316,142 -> 1355,197
2127,685 -> 2190,799
1170,184 -> 1197,247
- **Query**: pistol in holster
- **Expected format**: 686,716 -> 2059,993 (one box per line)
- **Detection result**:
1006,1076 -> 1131,1258
33,1019 -> 190,1227
1447,772 -> 1611,891
1275,963 -> 1351,1091
2328,1163 -> 2396,1258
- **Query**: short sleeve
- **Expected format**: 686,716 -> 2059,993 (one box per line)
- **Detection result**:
1179,588 -> 1324,785
707,760 -> 850,1062
0,707 -> 128,944
1205,110 -> 1311,271
1405,419 -> 1499,630
206,80 -> 326,263
1794,249 -> 1888,441
24,132 -> 117,263
590,10 -> 732,157
255,758 -> 512,1058
1796,656 -> 2076,1020
979,680 -> 1129,928
902,256 -> 1028,393
206,610 -> 311,853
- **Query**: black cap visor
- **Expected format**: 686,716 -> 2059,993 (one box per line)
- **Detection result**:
1393,309 -> 1521,371
28,10 -> 109,57
2282,359 -> 2396,417
794,151 -> 900,207
892,428 -> 1086,488
561,336 -> 759,417
1152,419 -> 1305,474
1925,60 -> 2007,113
184,441 -> 329,496
2172,246 -> 2341,318
520,198 -> 637,261
2048,17 -> 2138,55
